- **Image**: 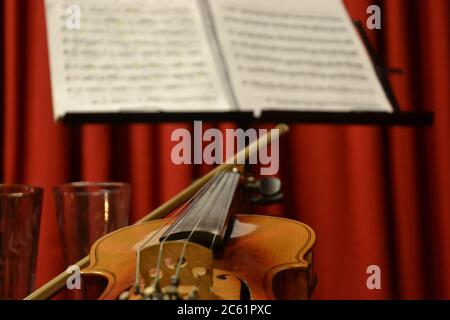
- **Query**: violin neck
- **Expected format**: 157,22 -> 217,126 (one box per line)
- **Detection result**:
160,171 -> 240,251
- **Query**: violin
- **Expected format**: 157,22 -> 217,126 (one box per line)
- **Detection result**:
25,124 -> 316,300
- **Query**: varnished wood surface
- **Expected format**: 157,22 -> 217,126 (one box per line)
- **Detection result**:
81,214 -> 315,300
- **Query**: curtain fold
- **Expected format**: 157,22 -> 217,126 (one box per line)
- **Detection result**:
1,0 -> 449,299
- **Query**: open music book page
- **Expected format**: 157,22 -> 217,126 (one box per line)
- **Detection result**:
207,0 -> 394,114
45,0 -> 233,120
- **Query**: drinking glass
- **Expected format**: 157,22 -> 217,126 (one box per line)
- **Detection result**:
54,182 -> 130,266
0,184 -> 43,300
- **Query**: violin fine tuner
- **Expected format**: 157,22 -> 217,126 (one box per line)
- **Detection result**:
132,241 -> 217,300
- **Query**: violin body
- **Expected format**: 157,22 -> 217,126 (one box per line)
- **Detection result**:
80,214 -> 316,300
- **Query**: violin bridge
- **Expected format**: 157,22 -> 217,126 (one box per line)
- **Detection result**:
137,241 -> 217,300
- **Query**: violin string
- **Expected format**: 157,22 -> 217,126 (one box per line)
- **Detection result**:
158,175 -> 217,245
135,176 -> 215,292
150,173 -> 222,291
138,175 -> 213,253
133,175 -> 217,292
169,172 -> 226,282
173,172 -> 230,283
134,205 -> 184,292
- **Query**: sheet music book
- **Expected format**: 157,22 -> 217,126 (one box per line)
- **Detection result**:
45,0 -> 394,120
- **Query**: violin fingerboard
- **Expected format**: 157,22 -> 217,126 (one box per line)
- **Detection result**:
160,171 -> 240,251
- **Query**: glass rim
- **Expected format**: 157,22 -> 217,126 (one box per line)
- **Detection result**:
0,184 -> 43,197
53,181 -> 130,195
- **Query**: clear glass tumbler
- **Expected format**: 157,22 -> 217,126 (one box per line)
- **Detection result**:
54,182 -> 130,267
0,184 -> 43,300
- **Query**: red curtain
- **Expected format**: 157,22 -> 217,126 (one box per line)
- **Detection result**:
1,0 -> 449,299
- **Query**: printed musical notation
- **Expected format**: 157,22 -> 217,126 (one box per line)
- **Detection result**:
208,0 -> 393,112
45,0 -> 393,119
45,0 -> 231,118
